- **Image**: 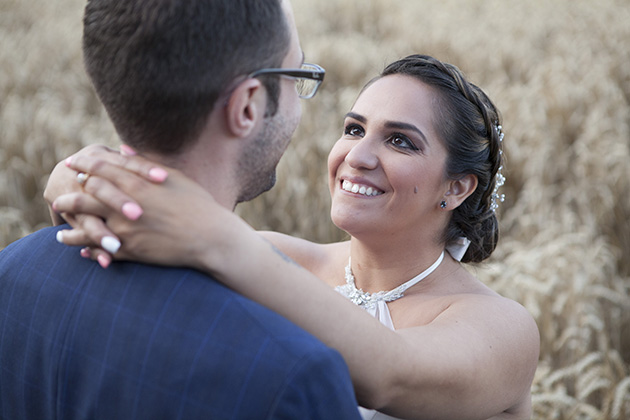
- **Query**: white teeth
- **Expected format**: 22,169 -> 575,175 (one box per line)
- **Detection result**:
341,180 -> 383,196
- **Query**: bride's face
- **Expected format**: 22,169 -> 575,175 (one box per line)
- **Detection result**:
327,74 -> 451,238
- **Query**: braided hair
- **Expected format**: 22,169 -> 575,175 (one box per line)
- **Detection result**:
380,55 -> 504,263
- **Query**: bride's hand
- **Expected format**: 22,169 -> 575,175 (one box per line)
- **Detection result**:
53,151 -> 238,271
46,144 -> 160,267
44,144 -> 126,229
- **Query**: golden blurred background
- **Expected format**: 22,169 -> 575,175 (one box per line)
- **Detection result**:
1,0 -> 629,417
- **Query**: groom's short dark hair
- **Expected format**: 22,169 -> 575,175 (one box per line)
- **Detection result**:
82,0 -> 290,154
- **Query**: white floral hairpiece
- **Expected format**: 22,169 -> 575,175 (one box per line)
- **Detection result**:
490,123 -> 506,212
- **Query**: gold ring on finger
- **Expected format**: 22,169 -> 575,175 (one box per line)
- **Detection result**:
76,172 -> 91,187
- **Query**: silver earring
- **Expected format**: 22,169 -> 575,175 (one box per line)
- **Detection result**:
440,200 -> 447,209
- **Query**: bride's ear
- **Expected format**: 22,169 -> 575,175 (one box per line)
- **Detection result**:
444,174 -> 477,209
224,78 -> 266,138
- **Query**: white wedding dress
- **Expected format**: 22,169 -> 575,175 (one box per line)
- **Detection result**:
335,251 -> 448,420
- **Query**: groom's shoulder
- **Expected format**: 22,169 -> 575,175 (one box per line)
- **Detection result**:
0,224 -> 65,267
0,224 -> 336,360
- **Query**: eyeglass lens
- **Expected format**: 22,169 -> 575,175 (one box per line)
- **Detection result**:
296,78 -> 318,98
296,64 -> 320,98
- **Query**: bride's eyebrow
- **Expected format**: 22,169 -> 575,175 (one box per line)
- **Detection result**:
345,112 -> 366,123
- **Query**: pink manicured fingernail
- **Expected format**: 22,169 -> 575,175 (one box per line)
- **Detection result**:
80,247 -> 92,258
97,255 -> 110,269
120,144 -> 137,156
97,255 -> 111,269
148,167 -> 168,182
65,156 -> 73,167
122,202 -> 143,220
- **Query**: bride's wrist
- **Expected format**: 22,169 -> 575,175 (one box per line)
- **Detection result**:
192,211 -> 258,276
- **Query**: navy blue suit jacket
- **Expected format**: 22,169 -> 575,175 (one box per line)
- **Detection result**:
0,225 -> 361,419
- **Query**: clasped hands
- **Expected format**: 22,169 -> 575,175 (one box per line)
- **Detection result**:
45,144 -> 228,271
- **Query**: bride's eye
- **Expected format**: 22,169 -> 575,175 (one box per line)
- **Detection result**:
344,123 -> 364,137
388,134 -> 418,151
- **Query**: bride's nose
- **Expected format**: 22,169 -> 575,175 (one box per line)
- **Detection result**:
344,138 -> 379,170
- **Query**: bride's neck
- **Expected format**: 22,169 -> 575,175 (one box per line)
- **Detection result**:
348,237 -> 445,294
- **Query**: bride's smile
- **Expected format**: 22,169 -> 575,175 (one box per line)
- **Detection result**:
340,179 -> 384,196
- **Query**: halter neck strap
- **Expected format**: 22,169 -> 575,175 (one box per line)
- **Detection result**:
335,251 -> 445,309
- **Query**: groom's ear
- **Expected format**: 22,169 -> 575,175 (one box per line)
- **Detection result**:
224,78 -> 267,139
445,174 -> 478,209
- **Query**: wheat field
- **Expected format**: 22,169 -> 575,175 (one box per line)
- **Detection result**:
1,0 -> 629,418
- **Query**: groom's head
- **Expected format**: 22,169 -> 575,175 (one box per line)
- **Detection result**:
82,0 -> 291,155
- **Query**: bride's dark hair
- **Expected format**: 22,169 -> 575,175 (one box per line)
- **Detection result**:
380,54 -> 504,263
